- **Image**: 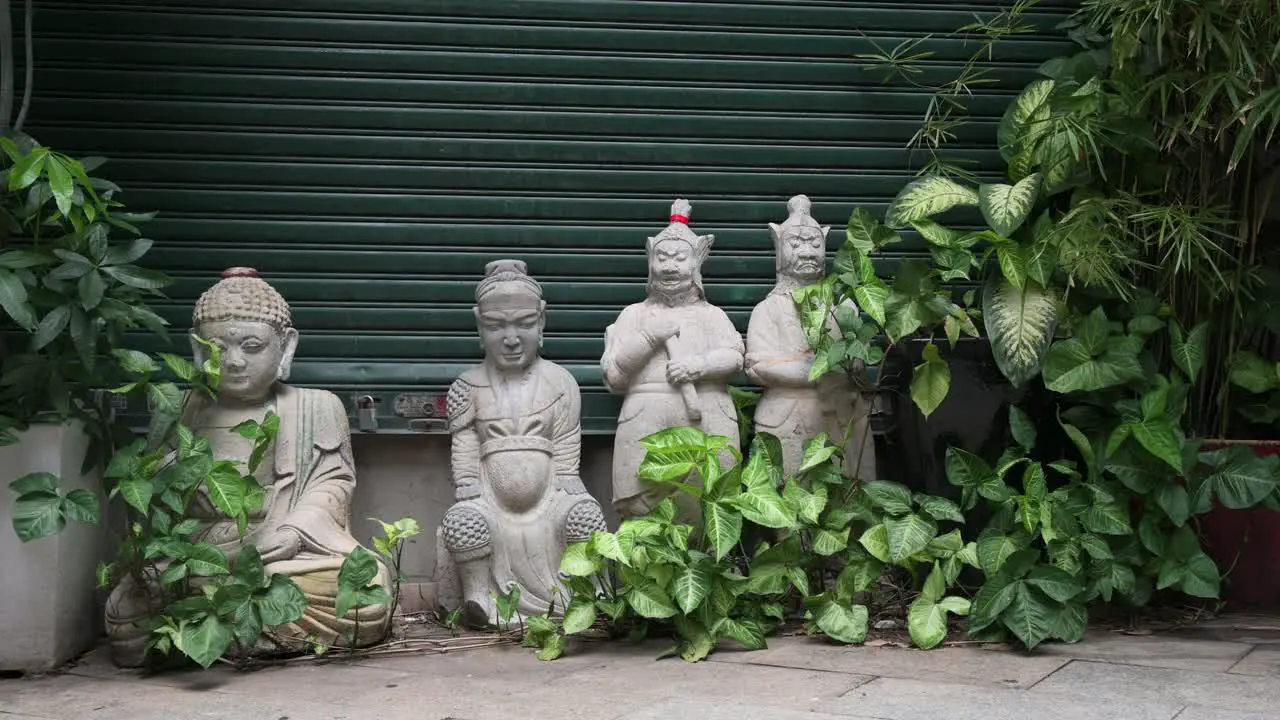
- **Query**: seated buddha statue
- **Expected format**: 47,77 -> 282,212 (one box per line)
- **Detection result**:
433,259 -> 608,627
104,267 -> 392,667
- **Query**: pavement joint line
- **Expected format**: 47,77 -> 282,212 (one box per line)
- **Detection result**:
1224,644 -> 1260,674
704,656 -> 875,678
1022,656 -> 1074,691
1169,705 -> 1189,720
1048,654 -> 1280,679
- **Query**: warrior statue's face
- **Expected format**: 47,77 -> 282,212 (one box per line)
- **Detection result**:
649,238 -> 697,297
194,320 -> 298,405
780,226 -> 826,282
476,283 -> 544,373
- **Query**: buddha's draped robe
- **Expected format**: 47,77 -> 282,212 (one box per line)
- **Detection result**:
105,385 -> 391,666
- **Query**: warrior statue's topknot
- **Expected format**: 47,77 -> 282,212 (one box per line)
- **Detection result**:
476,258 -> 543,303
775,194 -> 824,236
193,267 -> 292,332
650,198 -> 712,248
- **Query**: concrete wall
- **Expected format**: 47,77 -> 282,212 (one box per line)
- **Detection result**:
348,434 -> 621,586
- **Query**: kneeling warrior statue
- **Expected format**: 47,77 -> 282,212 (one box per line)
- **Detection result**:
434,260 -> 608,627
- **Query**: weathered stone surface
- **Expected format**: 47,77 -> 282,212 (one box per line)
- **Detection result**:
434,260 -> 607,626
1030,659 -> 1280,715
619,699 -> 881,720
1174,706 -> 1280,720
745,195 -> 875,481
601,199 -> 744,520
819,676 -> 1183,720
1169,614 -> 1280,645
1033,630 -> 1253,672
710,636 -> 1068,688
1229,646 -> 1280,676
103,267 -> 391,667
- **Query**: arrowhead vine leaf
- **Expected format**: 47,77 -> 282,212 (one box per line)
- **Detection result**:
885,175 -> 980,228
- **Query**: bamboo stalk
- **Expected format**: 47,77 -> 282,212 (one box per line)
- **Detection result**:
0,0 -> 12,131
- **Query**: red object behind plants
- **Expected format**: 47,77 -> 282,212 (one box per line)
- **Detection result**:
1196,442 -> 1280,611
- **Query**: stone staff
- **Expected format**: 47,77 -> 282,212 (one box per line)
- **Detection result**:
664,327 -> 701,422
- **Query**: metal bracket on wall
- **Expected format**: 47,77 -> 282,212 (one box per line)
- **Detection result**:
395,392 -> 449,433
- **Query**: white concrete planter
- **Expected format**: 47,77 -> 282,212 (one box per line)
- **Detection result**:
0,422 -> 106,673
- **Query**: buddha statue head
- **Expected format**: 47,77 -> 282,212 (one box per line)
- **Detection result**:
474,259 -> 546,373
191,267 -> 299,405
646,199 -> 714,306
769,195 -> 829,284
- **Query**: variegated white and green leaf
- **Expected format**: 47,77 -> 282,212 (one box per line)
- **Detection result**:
979,173 -> 1041,237
884,175 -> 979,229
910,219 -> 963,248
998,79 -> 1054,171
982,275 -> 1059,388
1035,131 -> 1076,193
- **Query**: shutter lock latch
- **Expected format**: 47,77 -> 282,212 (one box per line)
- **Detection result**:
356,395 -> 379,433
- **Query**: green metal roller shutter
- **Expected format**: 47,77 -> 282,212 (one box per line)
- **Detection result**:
27,0 -> 1074,433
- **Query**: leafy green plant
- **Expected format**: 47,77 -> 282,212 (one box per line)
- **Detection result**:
97,341 -> 312,669
518,425 -> 977,662
368,516 -> 422,618
7,470 -> 99,541
949,297 -> 1280,649
1228,351 -> 1280,426
796,207 -> 980,419
0,140 -> 169,463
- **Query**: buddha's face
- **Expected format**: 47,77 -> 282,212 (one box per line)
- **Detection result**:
475,284 -> 544,373
780,227 -> 826,282
649,239 -> 697,295
193,320 -> 298,405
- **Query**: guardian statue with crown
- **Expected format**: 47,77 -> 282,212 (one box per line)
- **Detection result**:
745,195 -> 877,480
600,200 -> 745,521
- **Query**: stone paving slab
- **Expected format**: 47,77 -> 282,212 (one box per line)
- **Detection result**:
1174,706 -> 1280,720
1226,646 -> 1280,676
617,699 -> 886,720
0,672 -> 428,720
7,620 -> 1280,720
1165,614 -> 1280,645
1030,659 -> 1280,716
1032,629 -> 1254,672
816,676 -> 1183,720
709,635 -> 1068,688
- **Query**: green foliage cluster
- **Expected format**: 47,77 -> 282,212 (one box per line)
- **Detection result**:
510,426 -> 976,662
11,337 -> 419,669
789,0 -> 1280,651
0,139 -> 170,469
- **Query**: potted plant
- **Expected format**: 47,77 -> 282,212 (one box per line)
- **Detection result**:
0,134 -> 170,671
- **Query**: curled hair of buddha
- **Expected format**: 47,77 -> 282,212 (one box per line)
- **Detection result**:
475,259 -> 543,303
193,267 -> 292,333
